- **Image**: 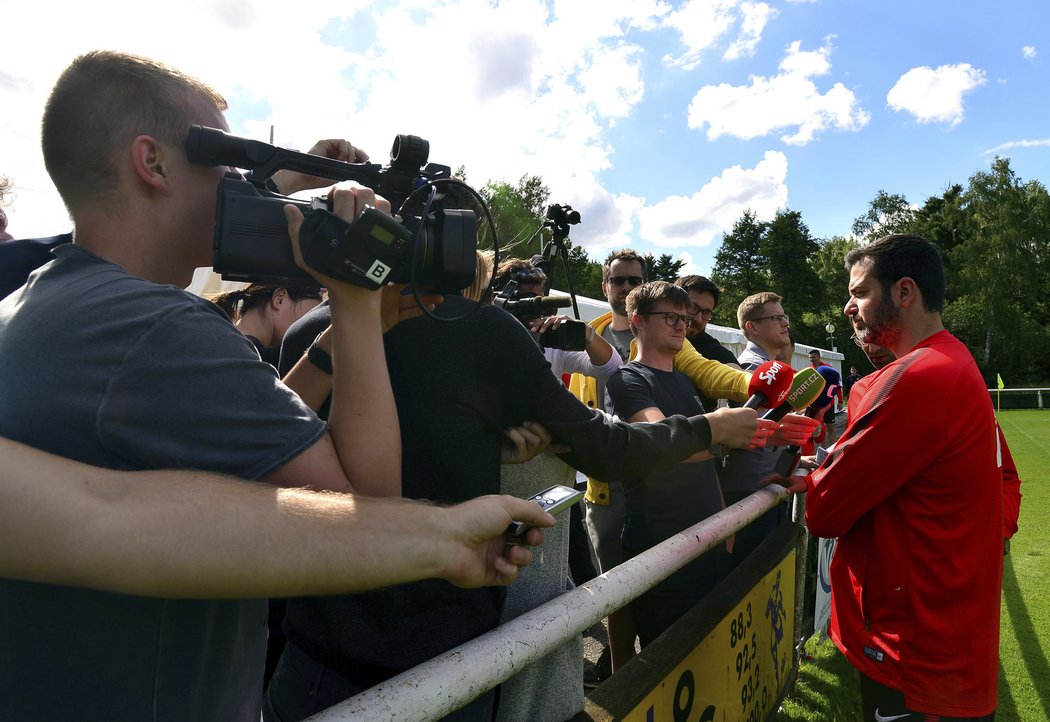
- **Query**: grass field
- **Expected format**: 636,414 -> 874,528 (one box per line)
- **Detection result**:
778,409 -> 1050,721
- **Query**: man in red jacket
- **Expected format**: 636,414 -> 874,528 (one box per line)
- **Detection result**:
790,235 -> 1003,721
850,335 -> 1021,548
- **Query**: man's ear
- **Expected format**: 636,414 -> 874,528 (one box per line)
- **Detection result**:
896,277 -> 918,309
130,135 -> 169,191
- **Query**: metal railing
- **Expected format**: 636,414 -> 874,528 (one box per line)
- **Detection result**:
988,387 -> 1049,410
305,486 -> 790,721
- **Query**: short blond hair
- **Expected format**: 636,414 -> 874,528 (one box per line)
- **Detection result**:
737,291 -> 782,338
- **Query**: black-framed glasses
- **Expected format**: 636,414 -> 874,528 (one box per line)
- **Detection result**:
639,311 -> 694,327
692,308 -> 715,320
749,313 -> 789,325
607,275 -> 644,287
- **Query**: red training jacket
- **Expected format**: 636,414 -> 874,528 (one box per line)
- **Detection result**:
805,330 -> 1003,717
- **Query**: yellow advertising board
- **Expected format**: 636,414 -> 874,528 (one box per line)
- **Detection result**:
621,552 -> 795,722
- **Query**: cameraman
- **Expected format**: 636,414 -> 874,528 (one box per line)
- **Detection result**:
493,257 -> 622,381
0,51 -> 409,721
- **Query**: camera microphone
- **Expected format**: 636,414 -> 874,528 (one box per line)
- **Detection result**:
498,294 -> 573,315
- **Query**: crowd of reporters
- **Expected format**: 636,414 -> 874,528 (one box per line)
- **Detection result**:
0,48 -> 1018,722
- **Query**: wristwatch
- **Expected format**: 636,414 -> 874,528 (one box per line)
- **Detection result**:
306,334 -> 333,374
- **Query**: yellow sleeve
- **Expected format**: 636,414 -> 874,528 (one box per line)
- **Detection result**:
673,341 -> 750,402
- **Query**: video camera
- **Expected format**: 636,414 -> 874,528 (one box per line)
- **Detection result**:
185,126 -> 477,292
493,281 -> 588,351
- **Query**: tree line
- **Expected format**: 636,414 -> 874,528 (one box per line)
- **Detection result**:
473,157 -> 1050,386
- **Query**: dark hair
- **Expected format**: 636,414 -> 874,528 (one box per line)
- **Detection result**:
625,281 -> 690,334
674,274 -> 721,307
209,285 -> 323,321
42,51 -> 228,215
844,234 -> 945,313
602,249 -> 647,281
492,257 -> 545,292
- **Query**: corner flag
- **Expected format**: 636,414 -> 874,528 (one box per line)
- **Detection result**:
997,373 -> 1005,390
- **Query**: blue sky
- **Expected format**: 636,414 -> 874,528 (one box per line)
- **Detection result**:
2,0 -> 1047,277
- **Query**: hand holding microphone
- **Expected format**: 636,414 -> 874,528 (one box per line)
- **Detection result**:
765,367 -> 830,477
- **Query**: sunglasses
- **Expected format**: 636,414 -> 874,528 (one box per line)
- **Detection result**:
607,275 -> 644,287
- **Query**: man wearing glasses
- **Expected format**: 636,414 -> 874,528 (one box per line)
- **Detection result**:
720,291 -> 794,567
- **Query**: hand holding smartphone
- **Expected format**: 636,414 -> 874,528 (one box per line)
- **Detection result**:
505,484 -> 583,537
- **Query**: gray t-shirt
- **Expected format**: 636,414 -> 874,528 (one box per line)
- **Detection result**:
0,245 -> 327,721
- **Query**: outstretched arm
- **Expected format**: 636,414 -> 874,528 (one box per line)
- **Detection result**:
0,438 -> 552,598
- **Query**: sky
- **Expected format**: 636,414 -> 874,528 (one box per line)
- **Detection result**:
2,0 -> 1048,277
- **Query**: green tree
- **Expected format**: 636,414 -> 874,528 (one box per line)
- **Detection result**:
851,190 -> 915,243
763,209 -> 824,316
947,157 -> 1050,381
907,183 -> 969,300
710,210 -> 769,327
643,253 -> 687,282
807,235 -> 869,370
478,174 -> 550,256
546,238 -> 603,300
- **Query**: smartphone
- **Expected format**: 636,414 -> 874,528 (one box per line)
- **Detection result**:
505,484 -> 584,537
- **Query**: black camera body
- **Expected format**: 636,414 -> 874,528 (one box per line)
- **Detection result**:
545,203 -> 581,227
493,282 -> 587,351
186,126 -> 477,292
536,319 -> 587,351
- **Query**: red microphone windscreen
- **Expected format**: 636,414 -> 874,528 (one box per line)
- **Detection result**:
744,360 -> 795,408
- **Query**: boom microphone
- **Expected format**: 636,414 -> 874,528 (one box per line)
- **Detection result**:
760,367 -> 826,422
743,360 -> 794,410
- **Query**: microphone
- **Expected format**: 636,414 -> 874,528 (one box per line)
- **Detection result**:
496,294 -> 573,315
743,360 -> 794,410
760,367 -> 826,422
768,368 -> 831,476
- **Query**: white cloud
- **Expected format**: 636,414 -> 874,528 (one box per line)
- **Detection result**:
982,138 -> 1050,156
724,2 -> 779,61
0,0 -> 667,239
687,40 -> 869,145
662,0 -> 777,69
1022,45 -> 1037,61
886,63 -> 987,126
635,150 -> 789,250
